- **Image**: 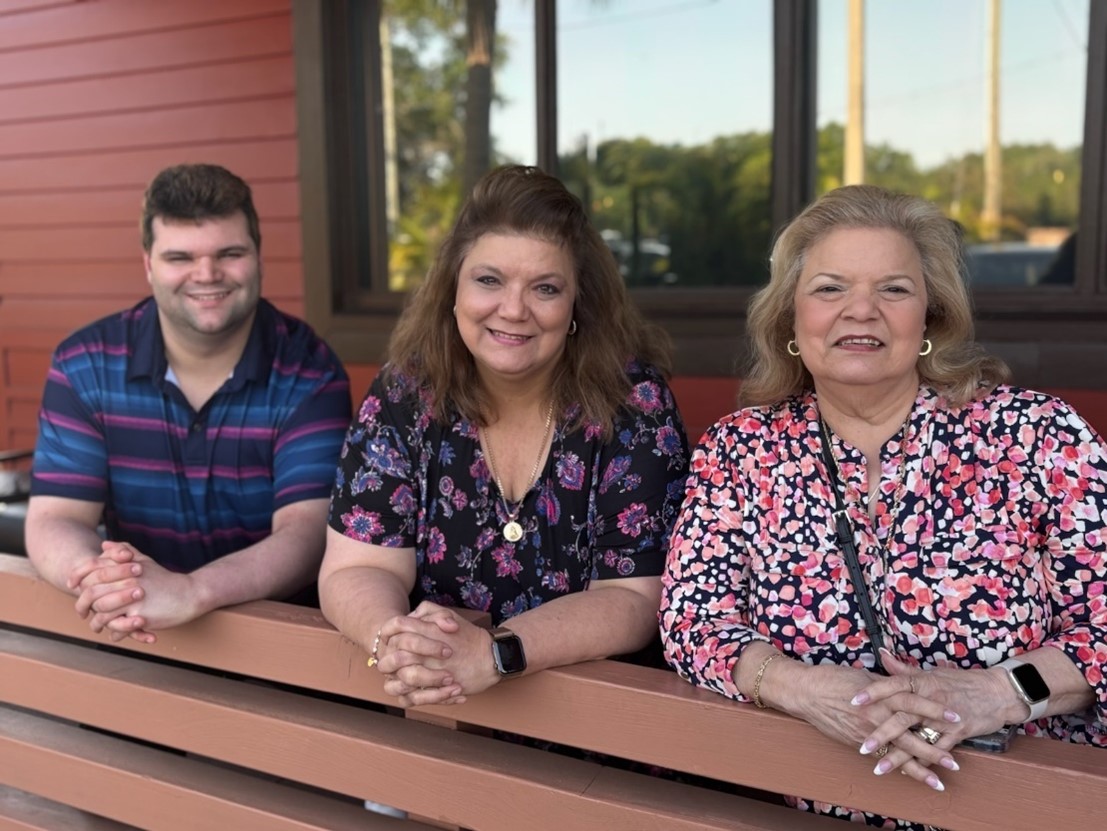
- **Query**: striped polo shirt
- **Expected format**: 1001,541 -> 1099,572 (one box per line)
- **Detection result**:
31,297 -> 351,573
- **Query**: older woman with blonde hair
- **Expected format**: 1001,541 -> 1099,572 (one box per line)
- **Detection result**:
661,184 -> 1106,828
322,165 -> 688,709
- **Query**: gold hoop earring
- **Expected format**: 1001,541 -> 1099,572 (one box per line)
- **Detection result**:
918,339 -> 932,356
568,319 -> 577,336
786,340 -> 801,357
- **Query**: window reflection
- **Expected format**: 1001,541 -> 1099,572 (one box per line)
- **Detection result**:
817,0 -> 1088,288
556,0 -> 774,288
381,0 -> 535,291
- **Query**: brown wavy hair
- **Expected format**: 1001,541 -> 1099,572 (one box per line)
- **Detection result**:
741,184 -> 1009,408
387,165 -> 672,437
141,164 -> 261,253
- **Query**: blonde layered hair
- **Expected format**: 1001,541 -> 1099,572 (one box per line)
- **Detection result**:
741,184 -> 1009,408
387,166 -> 671,436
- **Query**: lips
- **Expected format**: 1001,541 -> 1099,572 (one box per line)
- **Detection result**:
488,328 -> 532,344
835,336 -> 883,347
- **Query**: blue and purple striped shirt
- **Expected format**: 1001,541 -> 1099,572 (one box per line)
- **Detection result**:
32,297 -> 351,573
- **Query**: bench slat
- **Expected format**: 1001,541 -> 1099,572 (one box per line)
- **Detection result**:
0,784 -> 137,831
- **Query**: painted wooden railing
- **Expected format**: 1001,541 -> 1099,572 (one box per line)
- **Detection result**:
0,553 -> 1100,831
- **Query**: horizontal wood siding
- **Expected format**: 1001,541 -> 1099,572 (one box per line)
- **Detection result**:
0,0 -> 300,451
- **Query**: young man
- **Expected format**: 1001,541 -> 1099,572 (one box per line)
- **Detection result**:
25,164 -> 351,643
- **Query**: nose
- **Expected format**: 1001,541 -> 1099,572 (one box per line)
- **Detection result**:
843,286 -> 879,319
193,256 -> 218,283
499,285 -> 528,320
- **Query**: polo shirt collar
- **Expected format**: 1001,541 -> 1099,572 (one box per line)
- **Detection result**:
126,296 -> 276,391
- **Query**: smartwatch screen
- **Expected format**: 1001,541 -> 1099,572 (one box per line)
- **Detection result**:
494,633 -> 527,674
1012,662 -> 1050,701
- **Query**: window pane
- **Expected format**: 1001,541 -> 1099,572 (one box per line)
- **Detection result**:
557,0 -> 774,288
817,0 -> 1088,288
380,0 -> 535,291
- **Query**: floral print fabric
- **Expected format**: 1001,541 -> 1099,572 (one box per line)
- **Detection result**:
660,385 -> 1107,827
330,362 -> 689,626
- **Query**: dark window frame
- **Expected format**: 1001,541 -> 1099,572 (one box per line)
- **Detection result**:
294,0 -> 1107,383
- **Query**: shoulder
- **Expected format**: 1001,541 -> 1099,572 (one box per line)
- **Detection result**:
355,364 -> 434,428
52,298 -> 152,367
621,359 -> 677,411
954,385 -> 1087,432
261,301 -> 347,376
703,396 -> 803,445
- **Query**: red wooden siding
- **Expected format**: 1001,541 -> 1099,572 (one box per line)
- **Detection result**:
0,0 -> 299,450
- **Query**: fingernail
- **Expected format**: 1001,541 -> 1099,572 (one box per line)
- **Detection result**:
873,760 -> 892,775
926,774 -> 945,792
944,710 -> 962,723
939,757 -> 960,771
859,739 -> 878,755
132,565 -> 141,575
851,692 -> 871,706
442,648 -> 453,658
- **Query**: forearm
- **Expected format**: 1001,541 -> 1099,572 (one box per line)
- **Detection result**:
24,509 -> 103,594
319,565 -> 413,652
501,578 -> 659,676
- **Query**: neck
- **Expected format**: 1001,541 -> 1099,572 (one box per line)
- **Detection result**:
815,373 -> 919,449
478,369 -> 556,426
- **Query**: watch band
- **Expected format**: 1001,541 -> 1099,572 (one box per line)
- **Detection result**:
998,657 -> 1049,721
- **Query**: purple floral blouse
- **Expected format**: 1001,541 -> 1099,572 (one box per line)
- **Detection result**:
660,385 -> 1107,825
330,362 -> 689,626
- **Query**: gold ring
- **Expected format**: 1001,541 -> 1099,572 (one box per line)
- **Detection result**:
875,745 -> 889,758
915,726 -> 942,745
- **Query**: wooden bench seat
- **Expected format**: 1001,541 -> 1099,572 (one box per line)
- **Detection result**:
0,554 -> 1101,830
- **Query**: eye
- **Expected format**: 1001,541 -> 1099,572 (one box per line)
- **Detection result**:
165,254 -> 192,263
220,250 -> 245,260
813,284 -> 842,294
882,284 -> 911,295
536,283 -> 561,296
475,274 -> 500,286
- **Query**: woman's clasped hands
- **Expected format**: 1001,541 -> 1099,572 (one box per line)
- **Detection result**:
370,601 -> 502,708
849,650 -> 1014,791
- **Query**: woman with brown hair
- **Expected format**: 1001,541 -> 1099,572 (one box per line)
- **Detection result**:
321,166 -> 689,707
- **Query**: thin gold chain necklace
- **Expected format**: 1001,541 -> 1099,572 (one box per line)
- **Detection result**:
480,400 -> 555,542
820,418 -> 909,555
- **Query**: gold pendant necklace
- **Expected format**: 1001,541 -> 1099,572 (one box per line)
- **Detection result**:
481,401 -> 555,543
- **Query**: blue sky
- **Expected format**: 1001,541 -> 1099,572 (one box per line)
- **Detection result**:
491,0 -> 1088,168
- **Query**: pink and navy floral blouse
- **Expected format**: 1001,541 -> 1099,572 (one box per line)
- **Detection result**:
330,362 -> 689,626
662,384 -> 1107,739
661,385 -> 1106,826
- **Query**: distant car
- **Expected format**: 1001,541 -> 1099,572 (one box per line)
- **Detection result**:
601,230 -> 679,287
964,242 -> 1059,287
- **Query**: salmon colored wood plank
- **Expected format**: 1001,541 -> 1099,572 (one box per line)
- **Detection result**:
0,635 -> 786,831
0,708 -> 418,831
0,98 -> 295,158
0,57 -> 295,124
2,347 -> 50,389
0,16 -> 291,87
0,259 -> 302,295
347,363 -> 382,398
0,181 -> 300,228
668,374 -> 741,441
0,555 -> 1100,831
0,139 -> 298,192
0,299 -> 147,330
0,783 -> 138,831
0,0 -> 289,51
0,220 -> 301,260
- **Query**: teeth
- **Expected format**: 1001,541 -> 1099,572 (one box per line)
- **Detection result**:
839,337 -> 881,346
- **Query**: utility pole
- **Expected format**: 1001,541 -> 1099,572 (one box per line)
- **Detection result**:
844,0 -> 865,185
981,0 -> 1002,240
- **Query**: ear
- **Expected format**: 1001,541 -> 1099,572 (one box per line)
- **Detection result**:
142,252 -> 153,283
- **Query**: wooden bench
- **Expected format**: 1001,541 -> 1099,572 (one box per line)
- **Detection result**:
0,553 -> 1101,830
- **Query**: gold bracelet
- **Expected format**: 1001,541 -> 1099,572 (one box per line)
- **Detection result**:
752,652 -> 780,710
365,629 -> 383,668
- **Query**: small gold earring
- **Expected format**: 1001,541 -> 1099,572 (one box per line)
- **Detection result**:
786,340 -> 801,356
918,339 -> 932,356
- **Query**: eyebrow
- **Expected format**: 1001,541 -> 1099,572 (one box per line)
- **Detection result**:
159,245 -> 251,259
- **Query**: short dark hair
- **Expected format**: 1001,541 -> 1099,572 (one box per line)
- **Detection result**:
387,165 -> 672,436
141,164 -> 261,253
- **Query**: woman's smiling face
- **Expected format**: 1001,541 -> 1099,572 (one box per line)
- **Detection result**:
793,226 -> 929,393
454,232 -> 577,388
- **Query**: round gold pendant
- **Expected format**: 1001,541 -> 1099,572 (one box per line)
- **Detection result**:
503,521 -> 523,542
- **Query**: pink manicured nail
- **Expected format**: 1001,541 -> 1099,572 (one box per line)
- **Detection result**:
860,739 -> 878,755
926,774 -> 945,791
939,757 -> 960,772
944,710 -> 961,723
873,760 -> 892,775
851,691 -> 871,706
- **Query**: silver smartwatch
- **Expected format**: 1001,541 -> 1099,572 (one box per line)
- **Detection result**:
998,657 -> 1050,722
